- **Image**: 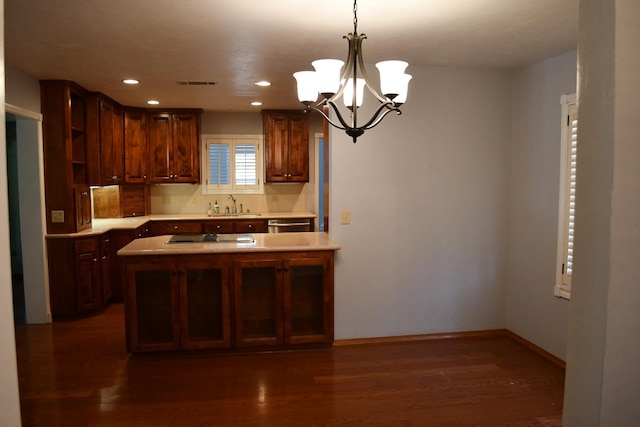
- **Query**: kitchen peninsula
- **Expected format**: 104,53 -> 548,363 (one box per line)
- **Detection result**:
45,212 -> 316,319
117,232 -> 340,353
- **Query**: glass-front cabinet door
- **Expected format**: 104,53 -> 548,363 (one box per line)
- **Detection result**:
181,262 -> 231,349
126,263 -> 180,352
285,256 -> 333,345
234,259 -> 283,347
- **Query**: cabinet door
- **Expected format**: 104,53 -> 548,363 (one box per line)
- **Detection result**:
172,113 -> 200,183
180,262 -> 231,349
74,238 -> 102,313
284,256 -> 333,344
100,234 -> 112,304
148,113 -> 173,183
98,99 -> 124,185
120,185 -> 149,217
124,110 -> 148,184
234,259 -> 283,347
287,113 -> 310,182
108,229 -> 136,301
264,112 -> 289,183
126,263 -> 180,352
264,111 -> 309,183
74,185 -> 92,232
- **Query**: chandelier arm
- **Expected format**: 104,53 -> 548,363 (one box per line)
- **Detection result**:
326,100 -> 357,130
305,104 -> 348,131
359,101 -> 401,130
355,35 -> 389,105
325,34 -> 357,105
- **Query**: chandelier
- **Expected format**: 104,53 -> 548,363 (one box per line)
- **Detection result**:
293,0 -> 412,143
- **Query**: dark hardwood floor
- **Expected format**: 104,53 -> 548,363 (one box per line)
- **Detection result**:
15,304 -> 564,426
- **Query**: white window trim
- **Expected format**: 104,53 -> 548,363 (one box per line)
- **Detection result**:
555,93 -> 577,299
201,134 -> 264,195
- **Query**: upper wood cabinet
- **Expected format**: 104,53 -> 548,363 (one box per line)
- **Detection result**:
148,110 -> 201,184
41,80 -> 92,233
263,110 -> 309,183
87,94 -> 124,186
124,108 -> 149,184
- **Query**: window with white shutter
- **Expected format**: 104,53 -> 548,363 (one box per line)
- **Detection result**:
202,135 -> 263,194
555,94 -> 577,299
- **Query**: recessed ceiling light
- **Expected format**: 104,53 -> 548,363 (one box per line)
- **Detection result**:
147,100 -> 160,105
255,81 -> 271,87
122,79 -> 139,85
251,101 -> 263,106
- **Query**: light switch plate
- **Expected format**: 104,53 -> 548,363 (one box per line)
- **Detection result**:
341,210 -> 351,224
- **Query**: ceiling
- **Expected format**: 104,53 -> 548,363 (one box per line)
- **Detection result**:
5,0 -> 578,113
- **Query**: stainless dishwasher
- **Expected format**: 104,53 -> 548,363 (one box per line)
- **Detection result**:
267,218 -> 313,233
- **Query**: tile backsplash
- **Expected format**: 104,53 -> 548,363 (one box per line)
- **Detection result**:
150,183 -> 311,214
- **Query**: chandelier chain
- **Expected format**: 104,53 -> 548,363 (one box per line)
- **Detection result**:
353,0 -> 358,34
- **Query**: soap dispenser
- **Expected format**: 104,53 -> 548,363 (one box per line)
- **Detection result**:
214,200 -> 219,214
207,202 -> 213,217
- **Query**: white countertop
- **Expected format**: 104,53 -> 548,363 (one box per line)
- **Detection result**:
46,212 -> 317,238
118,232 -> 340,256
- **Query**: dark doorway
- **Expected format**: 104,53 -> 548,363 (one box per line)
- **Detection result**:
6,116 -> 26,324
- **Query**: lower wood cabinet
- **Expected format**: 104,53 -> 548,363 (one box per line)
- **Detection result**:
234,254 -> 333,348
122,251 -> 333,353
125,259 -> 231,352
47,236 -> 107,317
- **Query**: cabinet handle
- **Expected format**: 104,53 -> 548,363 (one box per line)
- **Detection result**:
248,224 -> 253,229
93,258 -> 98,262
174,226 -> 179,230
101,255 -> 107,260
112,175 -> 118,180
143,175 -> 147,179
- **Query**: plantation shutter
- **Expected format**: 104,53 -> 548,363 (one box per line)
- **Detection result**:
556,103 -> 578,298
235,144 -> 257,186
208,142 -> 231,186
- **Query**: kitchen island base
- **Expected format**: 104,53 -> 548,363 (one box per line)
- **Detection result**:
119,233 -> 338,353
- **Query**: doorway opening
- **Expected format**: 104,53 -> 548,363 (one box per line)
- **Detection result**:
5,106 -> 50,324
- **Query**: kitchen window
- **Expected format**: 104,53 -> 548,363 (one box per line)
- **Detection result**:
555,93 -> 577,299
202,135 -> 264,194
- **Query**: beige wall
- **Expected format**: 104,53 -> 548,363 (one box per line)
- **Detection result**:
330,64 -> 514,339
563,0 -> 640,424
0,1 -> 24,423
507,50 -> 576,360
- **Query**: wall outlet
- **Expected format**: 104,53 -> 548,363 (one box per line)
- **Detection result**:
341,210 -> 351,224
51,210 -> 65,223
270,194 -> 279,202
191,194 -> 198,204
162,196 -> 171,205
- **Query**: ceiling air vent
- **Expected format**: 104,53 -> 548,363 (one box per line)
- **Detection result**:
177,81 -> 216,86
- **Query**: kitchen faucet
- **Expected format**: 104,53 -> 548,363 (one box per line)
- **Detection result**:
229,194 -> 237,214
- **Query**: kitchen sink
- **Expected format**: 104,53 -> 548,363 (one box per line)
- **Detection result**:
207,213 -> 262,218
